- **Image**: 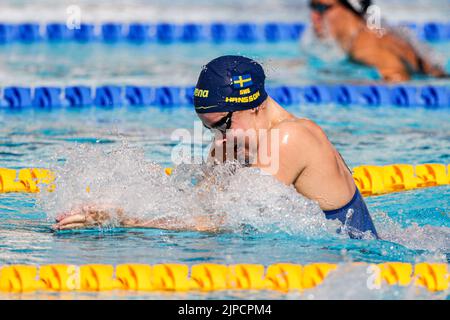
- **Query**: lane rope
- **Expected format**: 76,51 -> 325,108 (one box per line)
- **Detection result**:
1,84 -> 449,108
1,21 -> 448,43
0,262 -> 448,293
0,163 -> 449,195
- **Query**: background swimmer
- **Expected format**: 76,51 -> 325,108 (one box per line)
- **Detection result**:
309,0 -> 448,81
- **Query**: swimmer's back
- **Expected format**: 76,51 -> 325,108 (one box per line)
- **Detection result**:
268,118 -> 356,211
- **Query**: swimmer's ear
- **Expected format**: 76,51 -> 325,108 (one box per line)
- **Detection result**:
250,107 -> 259,114
252,99 -> 268,114
250,103 -> 264,114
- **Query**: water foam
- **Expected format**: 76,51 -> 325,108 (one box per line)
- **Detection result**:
374,210 -> 450,254
300,28 -> 347,63
37,143 -> 450,257
37,143 -> 339,237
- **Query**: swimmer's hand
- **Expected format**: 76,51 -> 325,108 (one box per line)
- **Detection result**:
52,204 -> 124,231
52,204 -> 225,233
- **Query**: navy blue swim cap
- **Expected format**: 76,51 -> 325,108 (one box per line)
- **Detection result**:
194,55 -> 268,114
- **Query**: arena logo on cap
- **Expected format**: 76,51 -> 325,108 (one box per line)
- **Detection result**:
194,88 -> 209,98
232,74 -> 253,89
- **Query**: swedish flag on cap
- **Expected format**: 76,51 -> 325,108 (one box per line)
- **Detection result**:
232,74 -> 253,88
194,55 -> 268,114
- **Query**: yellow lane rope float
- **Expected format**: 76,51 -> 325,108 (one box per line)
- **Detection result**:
0,263 -> 448,293
0,163 -> 449,196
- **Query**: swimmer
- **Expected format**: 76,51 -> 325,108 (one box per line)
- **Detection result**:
309,0 -> 448,82
54,55 -> 378,239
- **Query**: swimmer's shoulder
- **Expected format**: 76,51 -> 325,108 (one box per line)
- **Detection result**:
351,29 -> 383,55
271,118 -> 329,149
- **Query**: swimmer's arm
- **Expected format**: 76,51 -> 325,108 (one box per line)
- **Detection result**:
121,215 -> 224,232
52,205 -> 224,233
418,57 -> 448,78
207,138 -> 227,164
351,48 -> 410,82
190,139 -> 228,189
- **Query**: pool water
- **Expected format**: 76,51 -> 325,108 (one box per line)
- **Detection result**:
0,0 -> 449,300
0,104 -> 449,299
0,41 -> 449,86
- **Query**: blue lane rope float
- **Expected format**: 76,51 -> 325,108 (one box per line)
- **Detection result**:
0,21 -> 449,44
0,84 -> 448,109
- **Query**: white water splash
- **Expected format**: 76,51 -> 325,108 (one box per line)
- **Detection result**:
37,143 -> 339,237
300,27 -> 347,63
37,143 -> 450,256
374,211 -> 450,253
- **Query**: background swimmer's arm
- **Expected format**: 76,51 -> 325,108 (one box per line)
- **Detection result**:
352,48 -> 410,82
418,57 -> 449,78
349,32 -> 410,82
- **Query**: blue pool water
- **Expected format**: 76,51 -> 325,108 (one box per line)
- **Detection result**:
0,0 -> 449,300
0,104 -> 449,299
0,41 -> 449,86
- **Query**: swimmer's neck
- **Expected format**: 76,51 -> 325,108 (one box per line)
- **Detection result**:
259,97 -> 295,130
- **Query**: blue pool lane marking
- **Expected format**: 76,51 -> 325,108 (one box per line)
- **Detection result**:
0,21 -> 449,44
0,84 -> 449,109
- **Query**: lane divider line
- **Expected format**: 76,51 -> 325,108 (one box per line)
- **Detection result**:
1,164 -> 449,195
1,21 -> 449,44
1,84 -> 449,109
0,262 -> 448,293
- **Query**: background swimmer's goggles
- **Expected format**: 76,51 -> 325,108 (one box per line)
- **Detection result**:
309,1 -> 335,14
203,112 -> 233,133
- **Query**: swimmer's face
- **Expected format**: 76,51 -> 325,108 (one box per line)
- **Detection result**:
309,0 -> 340,38
198,109 -> 256,136
198,110 -> 259,162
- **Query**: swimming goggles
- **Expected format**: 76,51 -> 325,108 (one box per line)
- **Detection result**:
203,112 -> 233,133
309,1 -> 335,14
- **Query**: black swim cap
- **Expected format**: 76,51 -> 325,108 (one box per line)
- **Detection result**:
339,0 -> 372,17
193,55 -> 268,114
